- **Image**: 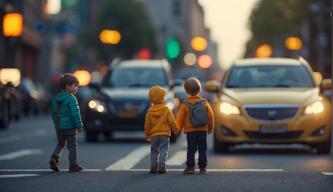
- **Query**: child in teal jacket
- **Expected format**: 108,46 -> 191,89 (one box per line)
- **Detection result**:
49,73 -> 84,172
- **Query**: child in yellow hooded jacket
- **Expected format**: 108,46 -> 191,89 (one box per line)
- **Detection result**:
144,86 -> 179,174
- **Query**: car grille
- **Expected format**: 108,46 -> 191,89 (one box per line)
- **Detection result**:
111,100 -> 149,114
244,131 -> 303,140
244,106 -> 299,121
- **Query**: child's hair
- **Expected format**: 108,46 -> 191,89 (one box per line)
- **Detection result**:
59,73 -> 79,91
184,77 -> 201,96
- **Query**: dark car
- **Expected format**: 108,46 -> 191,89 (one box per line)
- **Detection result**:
84,59 -> 179,142
0,82 -> 22,128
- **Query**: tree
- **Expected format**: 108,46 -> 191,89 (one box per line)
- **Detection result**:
80,0 -> 157,63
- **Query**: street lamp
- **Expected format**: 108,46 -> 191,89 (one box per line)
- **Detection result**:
285,36 -> 303,51
3,13 -> 23,37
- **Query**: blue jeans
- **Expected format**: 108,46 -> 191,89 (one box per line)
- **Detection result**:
186,131 -> 207,168
151,136 -> 170,167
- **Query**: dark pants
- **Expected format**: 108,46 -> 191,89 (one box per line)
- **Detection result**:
51,129 -> 78,166
186,131 -> 207,169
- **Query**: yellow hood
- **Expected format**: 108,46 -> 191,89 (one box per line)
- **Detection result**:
149,86 -> 166,104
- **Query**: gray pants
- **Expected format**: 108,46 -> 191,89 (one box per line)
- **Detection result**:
51,129 -> 78,166
151,136 -> 170,167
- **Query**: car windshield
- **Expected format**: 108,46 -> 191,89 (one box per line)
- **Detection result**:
101,67 -> 168,88
226,65 -> 315,88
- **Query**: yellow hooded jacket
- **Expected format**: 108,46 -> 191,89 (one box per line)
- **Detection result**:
144,104 -> 179,138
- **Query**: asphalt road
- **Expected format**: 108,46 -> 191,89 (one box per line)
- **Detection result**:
0,116 -> 332,192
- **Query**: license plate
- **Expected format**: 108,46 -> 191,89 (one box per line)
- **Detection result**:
259,124 -> 288,133
117,109 -> 138,118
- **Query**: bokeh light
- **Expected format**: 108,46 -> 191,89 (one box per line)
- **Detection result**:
184,53 -> 197,66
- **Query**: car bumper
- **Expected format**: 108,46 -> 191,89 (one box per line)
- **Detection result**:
214,111 -> 332,145
85,110 -> 145,132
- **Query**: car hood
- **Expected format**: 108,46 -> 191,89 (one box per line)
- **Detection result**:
222,87 -> 320,105
101,87 -> 150,101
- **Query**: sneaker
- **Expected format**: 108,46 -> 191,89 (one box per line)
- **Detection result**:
158,167 -> 168,174
200,167 -> 208,174
149,166 -> 158,174
49,159 -> 60,172
69,164 -> 84,172
183,167 -> 195,174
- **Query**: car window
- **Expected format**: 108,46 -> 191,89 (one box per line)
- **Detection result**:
226,65 -> 315,88
102,68 -> 168,88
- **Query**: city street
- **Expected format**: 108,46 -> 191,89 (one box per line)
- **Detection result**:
0,116 -> 332,192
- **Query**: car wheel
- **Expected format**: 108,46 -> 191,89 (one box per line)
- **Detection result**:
0,102 -> 10,129
85,131 -> 98,142
213,134 -> 230,153
316,136 -> 331,154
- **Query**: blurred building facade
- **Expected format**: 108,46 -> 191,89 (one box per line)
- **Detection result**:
0,0 -> 48,82
143,0 -> 220,75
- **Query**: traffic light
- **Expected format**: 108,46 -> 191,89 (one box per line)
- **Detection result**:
191,37 -> 207,51
165,39 -> 180,59
137,48 -> 152,60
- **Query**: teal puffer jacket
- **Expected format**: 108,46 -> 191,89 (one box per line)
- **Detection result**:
50,92 -> 83,130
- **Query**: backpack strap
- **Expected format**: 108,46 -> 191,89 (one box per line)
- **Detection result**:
183,99 -> 206,108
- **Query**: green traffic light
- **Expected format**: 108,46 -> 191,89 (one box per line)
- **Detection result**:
165,39 -> 180,59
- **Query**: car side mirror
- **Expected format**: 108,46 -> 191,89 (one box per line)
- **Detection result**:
89,82 -> 101,92
321,79 -> 332,90
313,72 -> 323,86
205,80 -> 221,93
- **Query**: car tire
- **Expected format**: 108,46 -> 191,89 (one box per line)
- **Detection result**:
213,134 -> 230,153
0,102 -> 10,129
316,136 -> 331,154
85,131 -> 98,142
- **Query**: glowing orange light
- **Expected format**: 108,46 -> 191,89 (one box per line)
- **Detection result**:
3,13 -> 23,37
285,37 -> 302,51
99,29 -> 121,45
73,70 -> 91,86
255,44 -> 273,58
191,37 -> 208,51
198,55 -> 212,69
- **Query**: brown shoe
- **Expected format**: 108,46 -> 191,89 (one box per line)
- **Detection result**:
49,159 -> 60,172
200,168 -> 208,174
69,164 -> 84,172
149,166 -> 158,173
183,167 -> 195,174
158,167 -> 168,174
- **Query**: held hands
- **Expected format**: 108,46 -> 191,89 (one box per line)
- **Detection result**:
145,136 -> 151,142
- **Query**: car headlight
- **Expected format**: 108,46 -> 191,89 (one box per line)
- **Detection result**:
88,99 -> 107,113
304,101 -> 324,114
220,102 -> 240,115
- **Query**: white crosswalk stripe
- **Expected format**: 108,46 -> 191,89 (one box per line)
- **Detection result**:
0,149 -> 43,161
105,145 -> 150,171
0,174 -> 40,179
322,172 -> 333,176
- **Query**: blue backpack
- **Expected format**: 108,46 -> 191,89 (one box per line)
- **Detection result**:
184,99 -> 208,127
